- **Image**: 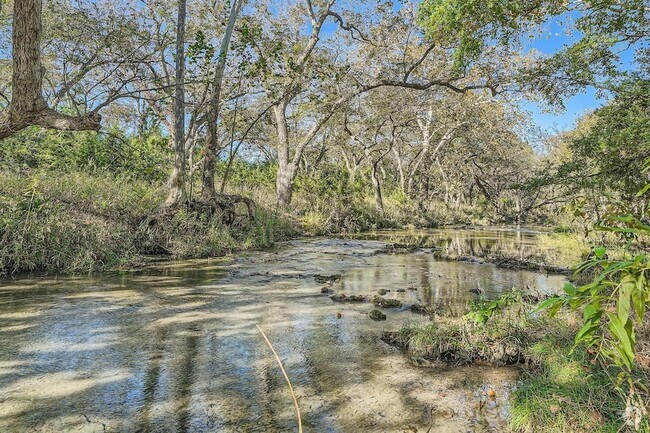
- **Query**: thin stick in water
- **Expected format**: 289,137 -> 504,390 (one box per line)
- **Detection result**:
256,324 -> 303,433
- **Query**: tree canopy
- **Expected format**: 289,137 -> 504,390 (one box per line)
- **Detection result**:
418,0 -> 650,102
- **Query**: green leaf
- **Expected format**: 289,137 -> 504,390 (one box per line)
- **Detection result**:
583,302 -> 601,321
563,283 -> 577,296
594,247 -> 606,259
618,277 -> 634,326
574,316 -> 601,345
536,296 -> 562,312
607,313 -> 635,370
636,183 -> 650,197
632,287 -> 646,323
624,316 -> 636,346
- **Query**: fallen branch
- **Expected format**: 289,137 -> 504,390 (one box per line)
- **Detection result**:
256,324 -> 302,433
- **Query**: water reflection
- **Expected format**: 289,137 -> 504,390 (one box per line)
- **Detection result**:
346,227 -> 542,259
0,234 -> 563,432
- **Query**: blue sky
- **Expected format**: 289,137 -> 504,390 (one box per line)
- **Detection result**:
523,89 -> 605,133
520,13 -> 637,133
521,22 -> 604,133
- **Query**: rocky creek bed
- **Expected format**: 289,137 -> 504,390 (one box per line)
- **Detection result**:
0,233 -> 566,432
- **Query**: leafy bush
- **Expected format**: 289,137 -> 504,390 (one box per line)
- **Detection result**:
0,127 -> 171,181
540,165 -> 650,430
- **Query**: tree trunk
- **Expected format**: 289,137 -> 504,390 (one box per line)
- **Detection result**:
341,151 -> 361,185
0,0 -> 101,140
371,163 -> 384,214
202,0 -> 242,200
393,146 -> 406,193
165,0 -> 187,206
273,101 -> 297,208
276,160 -> 297,209
12,0 -> 46,116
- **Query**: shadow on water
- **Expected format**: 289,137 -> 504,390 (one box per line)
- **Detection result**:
0,230 -> 565,432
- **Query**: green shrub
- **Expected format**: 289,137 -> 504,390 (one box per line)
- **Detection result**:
0,127 -> 171,181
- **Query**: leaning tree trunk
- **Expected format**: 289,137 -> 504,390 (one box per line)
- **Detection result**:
201,0 -> 242,200
273,101 -> 297,209
392,146 -> 406,193
165,0 -> 187,207
0,0 -> 101,140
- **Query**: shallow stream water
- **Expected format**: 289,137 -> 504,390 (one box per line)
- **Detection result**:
0,229 -> 566,432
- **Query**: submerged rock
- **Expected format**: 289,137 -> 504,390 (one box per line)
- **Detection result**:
372,296 -> 402,308
369,309 -> 387,321
315,274 -> 341,283
321,287 -> 334,294
410,304 -> 429,315
375,243 -> 420,254
330,294 -> 366,303
396,288 -> 406,293
457,256 -> 484,264
377,289 -> 390,295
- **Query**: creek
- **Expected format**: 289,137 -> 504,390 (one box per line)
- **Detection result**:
0,228 -> 567,432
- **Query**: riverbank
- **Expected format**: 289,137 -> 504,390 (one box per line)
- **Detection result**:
0,170 -> 298,276
383,292 -> 650,432
1,170 -> 582,276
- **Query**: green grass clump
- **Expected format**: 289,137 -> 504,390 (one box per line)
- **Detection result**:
0,171 -> 151,274
510,339 -> 626,433
537,233 -> 590,267
391,293 -> 650,432
396,293 -> 543,365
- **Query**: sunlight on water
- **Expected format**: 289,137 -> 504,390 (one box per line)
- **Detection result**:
0,229 -> 565,432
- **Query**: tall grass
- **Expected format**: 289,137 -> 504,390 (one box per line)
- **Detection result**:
0,170 -> 295,275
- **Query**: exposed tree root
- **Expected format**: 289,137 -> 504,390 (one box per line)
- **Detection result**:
156,193 -> 256,225
143,194 -> 257,254
199,192 -> 256,225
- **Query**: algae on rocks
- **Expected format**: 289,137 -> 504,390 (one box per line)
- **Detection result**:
315,274 -> 342,283
331,294 -> 366,302
372,296 -> 402,308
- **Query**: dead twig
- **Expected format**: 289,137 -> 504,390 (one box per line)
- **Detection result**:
256,324 -> 303,433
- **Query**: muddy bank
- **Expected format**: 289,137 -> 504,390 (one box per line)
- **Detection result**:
381,328 -> 532,367
432,252 -> 572,275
